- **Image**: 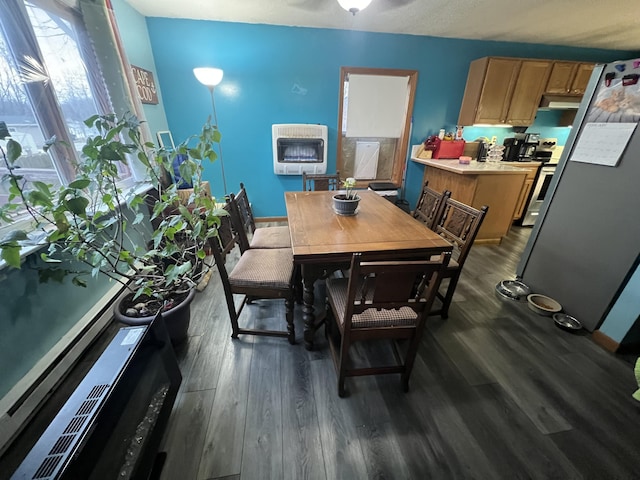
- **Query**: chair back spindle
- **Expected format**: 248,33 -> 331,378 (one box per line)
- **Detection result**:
302,172 -> 341,191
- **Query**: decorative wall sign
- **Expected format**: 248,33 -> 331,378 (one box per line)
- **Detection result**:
131,65 -> 158,105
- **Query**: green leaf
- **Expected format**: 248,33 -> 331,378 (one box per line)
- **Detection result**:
69,178 -> 91,190
137,151 -> 151,168
27,190 -> 54,208
164,263 -> 177,284
133,212 -> 144,224
188,148 -> 202,160
32,181 -> 53,197
6,139 -> 22,164
0,121 -> 9,139
84,114 -> 100,127
1,244 -> 21,268
65,196 -> 90,215
40,253 -> 62,263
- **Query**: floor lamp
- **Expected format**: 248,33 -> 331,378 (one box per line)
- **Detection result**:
193,67 -> 228,197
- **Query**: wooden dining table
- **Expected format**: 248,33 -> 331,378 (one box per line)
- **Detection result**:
285,190 -> 453,350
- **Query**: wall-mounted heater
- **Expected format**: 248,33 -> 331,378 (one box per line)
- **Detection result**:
272,124 -> 328,175
11,315 -> 181,480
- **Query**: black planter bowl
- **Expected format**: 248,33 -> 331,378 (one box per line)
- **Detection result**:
114,288 -> 195,345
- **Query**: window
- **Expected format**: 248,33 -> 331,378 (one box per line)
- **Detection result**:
0,0 -> 131,217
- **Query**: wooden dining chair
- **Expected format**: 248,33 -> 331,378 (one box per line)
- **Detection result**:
233,182 -> 291,249
325,251 -> 451,397
413,183 -> 451,230
430,198 -> 488,319
210,202 -> 296,344
302,172 -> 341,191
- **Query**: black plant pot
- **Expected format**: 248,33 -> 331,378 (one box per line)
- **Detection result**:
114,288 -> 195,345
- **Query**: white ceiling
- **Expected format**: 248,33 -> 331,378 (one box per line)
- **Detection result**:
125,0 -> 640,52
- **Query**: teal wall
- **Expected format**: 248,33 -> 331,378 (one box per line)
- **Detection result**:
0,255 -> 112,399
145,18 -> 637,216
111,0 -> 169,142
599,263 -> 640,344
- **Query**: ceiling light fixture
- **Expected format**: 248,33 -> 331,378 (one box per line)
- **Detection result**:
337,0 -> 372,15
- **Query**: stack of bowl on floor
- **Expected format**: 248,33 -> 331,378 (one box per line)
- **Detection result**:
495,280 -> 582,332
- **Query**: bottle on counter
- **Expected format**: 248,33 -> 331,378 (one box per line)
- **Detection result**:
438,129 -> 445,140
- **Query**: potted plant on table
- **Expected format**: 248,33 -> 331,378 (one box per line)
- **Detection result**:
333,177 -> 360,216
0,113 -> 226,344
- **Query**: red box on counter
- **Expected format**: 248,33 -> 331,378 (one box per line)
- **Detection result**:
433,140 -> 466,159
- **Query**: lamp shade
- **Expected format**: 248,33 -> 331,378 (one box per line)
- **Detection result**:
337,0 -> 372,14
193,67 -> 224,87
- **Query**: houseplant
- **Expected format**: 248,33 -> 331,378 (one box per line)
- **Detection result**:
0,113 -> 226,343
333,176 -> 360,215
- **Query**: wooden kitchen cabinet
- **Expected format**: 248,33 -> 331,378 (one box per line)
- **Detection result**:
412,158 -> 527,244
506,60 -> 552,125
545,62 -> 577,94
458,57 -> 551,126
545,61 -> 595,95
458,57 -> 519,125
571,63 -> 595,94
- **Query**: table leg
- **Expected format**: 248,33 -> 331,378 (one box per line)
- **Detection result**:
302,265 -> 321,350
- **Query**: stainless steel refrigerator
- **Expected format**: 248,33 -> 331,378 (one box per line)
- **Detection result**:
517,57 -> 640,332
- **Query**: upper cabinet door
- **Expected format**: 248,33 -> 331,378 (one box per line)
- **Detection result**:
475,58 -> 521,124
506,60 -> 552,125
570,63 -> 595,94
458,57 -> 521,125
546,62 -> 578,94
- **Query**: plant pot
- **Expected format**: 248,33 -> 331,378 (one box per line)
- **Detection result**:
333,194 -> 360,216
114,288 -> 195,345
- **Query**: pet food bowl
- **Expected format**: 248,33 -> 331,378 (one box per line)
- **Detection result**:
527,294 -> 562,316
495,280 -> 530,301
553,313 -> 582,332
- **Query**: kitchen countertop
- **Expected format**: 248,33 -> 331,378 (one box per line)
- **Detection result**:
411,158 -> 533,175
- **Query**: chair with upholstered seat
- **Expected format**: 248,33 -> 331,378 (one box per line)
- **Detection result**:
211,202 -> 296,344
234,182 -> 291,249
302,172 -> 341,191
325,251 -> 451,396
413,183 -> 451,230
430,198 -> 488,319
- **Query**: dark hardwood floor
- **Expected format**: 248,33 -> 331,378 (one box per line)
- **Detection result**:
159,225 -> 640,480
2,225 -> 639,479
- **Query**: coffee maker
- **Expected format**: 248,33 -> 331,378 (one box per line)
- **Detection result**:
502,133 -> 540,162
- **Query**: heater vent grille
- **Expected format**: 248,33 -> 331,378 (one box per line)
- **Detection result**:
32,455 -> 62,479
48,434 -> 74,455
30,384 -> 109,479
